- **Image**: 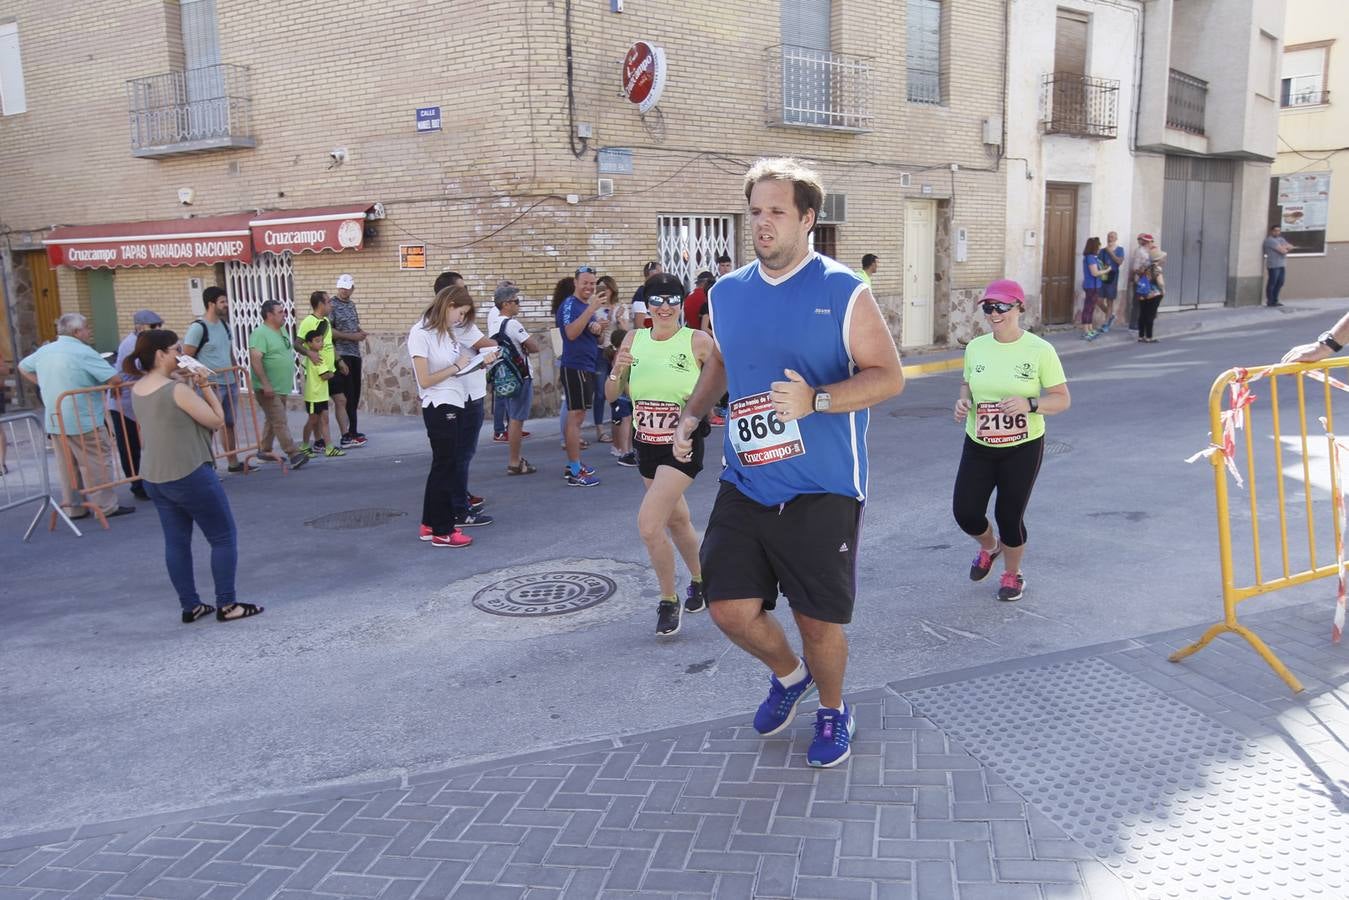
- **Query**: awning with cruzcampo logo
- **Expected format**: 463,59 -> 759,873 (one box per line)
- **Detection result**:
43,213 -> 254,269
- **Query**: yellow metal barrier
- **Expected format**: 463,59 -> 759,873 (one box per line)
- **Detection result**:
1171,358 -> 1349,693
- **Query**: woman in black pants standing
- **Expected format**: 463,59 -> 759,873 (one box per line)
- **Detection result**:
408,285 -> 480,549
1135,247 -> 1167,343
952,280 -> 1071,602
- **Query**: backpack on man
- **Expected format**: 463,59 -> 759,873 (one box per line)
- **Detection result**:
488,318 -> 529,398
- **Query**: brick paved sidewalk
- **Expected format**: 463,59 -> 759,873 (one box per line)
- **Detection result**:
2,600 -> 1347,899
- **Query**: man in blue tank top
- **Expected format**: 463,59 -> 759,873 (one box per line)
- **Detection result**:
673,158 -> 905,768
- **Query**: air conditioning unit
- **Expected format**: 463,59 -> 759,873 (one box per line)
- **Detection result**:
819,193 -> 847,223
899,172 -> 913,188
597,178 -> 615,198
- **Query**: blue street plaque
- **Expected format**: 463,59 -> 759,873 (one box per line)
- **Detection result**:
416,106 -> 441,133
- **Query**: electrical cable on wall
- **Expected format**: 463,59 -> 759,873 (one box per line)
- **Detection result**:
565,0 -> 588,160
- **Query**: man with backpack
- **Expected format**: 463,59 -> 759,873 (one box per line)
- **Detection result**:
183,286 -> 248,472
490,281 -> 541,475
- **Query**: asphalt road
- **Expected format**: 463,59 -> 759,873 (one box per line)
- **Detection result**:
3,301 -> 1345,839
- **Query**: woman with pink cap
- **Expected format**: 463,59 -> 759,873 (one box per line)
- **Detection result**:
952,280 -> 1071,602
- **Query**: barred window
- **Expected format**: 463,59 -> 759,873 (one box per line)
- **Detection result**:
906,0 -> 943,105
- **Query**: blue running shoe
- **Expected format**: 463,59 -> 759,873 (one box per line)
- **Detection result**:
753,665 -> 816,736
807,703 -> 856,768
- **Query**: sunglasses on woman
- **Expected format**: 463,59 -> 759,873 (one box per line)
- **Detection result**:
575,265 -> 596,275
981,301 -> 1018,315
646,295 -> 684,308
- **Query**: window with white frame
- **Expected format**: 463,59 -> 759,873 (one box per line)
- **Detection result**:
0,22 -> 27,115
907,0 -> 943,105
1282,46 -> 1329,108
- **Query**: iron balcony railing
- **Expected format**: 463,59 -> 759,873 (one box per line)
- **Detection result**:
1167,69 -> 1208,135
126,63 -> 256,158
1282,88 -> 1331,108
1041,72 -> 1119,138
765,44 -> 872,133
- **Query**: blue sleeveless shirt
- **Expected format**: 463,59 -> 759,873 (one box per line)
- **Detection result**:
707,252 -> 869,506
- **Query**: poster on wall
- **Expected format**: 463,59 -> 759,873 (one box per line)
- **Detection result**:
399,244 -> 427,270
1269,172 -> 1331,255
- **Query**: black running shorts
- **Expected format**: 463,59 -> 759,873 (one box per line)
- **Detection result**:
559,366 -> 593,411
700,481 -> 863,624
636,430 -> 703,480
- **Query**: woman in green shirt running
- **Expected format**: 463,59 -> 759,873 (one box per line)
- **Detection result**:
952,280 -> 1071,603
605,273 -> 715,638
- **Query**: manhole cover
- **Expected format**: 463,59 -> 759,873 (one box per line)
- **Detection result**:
1044,439 -> 1072,455
305,508 -> 407,530
472,572 -> 616,617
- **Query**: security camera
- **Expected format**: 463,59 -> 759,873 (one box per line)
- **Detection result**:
177,187 -> 195,206
328,147 -> 349,165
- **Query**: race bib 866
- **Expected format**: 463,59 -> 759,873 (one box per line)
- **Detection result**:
729,392 -> 805,466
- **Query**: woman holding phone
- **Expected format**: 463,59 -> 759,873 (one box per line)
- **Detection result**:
128,328 -> 259,624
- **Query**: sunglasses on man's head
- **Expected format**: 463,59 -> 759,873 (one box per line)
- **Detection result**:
575,265 -> 596,276
982,301 -> 1018,315
646,295 -> 683,308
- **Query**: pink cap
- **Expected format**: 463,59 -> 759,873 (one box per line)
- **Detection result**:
982,279 -> 1025,306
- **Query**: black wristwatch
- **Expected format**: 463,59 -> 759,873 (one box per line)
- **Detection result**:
1028,397 -> 1039,414
1319,332 -> 1343,353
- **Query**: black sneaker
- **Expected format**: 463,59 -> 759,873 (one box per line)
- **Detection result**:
313,439 -> 326,452
616,451 -> 638,468
969,547 -> 1001,582
996,571 -> 1025,602
685,580 -> 706,613
455,513 -> 494,528
656,600 -> 681,637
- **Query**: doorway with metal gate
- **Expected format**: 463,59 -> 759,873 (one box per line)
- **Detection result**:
224,251 -> 297,392
1041,183 -> 1079,324
1161,156 -> 1234,307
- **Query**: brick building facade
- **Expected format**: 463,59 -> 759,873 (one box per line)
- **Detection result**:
0,0 -> 1008,414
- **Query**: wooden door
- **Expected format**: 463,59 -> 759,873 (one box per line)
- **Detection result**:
24,251 -> 60,343
902,200 -> 935,347
1041,184 -> 1078,324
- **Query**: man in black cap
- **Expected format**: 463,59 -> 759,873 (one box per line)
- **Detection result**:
630,260 -> 662,329
685,271 -> 715,333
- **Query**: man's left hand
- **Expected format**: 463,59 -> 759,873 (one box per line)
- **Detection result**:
770,368 -> 815,422
339,361 -> 350,376
1283,342 -> 1332,364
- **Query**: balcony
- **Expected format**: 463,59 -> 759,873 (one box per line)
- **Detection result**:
1041,73 -> 1119,138
126,63 -> 256,158
765,44 -> 872,133
1282,89 -> 1330,108
1166,69 -> 1208,136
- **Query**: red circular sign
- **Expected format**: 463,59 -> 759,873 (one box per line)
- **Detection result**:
622,41 -> 666,114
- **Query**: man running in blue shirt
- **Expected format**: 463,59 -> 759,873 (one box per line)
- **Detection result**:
673,158 -> 905,767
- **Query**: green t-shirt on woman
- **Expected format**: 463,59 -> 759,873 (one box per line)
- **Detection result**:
962,331 -> 1066,448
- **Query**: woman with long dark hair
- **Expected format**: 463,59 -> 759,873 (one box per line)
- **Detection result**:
1079,237 -> 1106,341
410,285 -> 479,548
127,329 -> 260,623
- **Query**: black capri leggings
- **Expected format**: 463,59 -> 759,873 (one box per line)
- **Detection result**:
952,435 -> 1044,548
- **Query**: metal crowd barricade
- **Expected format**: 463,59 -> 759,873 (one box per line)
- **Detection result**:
1172,358 -> 1349,693
51,365 -> 277,529
0,411 -> 82,540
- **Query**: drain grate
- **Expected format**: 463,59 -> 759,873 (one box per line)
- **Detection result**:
472,572 -> 616,617
305,508 -> 407,530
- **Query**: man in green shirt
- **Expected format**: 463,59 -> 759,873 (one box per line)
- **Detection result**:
247,300 -> 308,470
291,290 -> 347,453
